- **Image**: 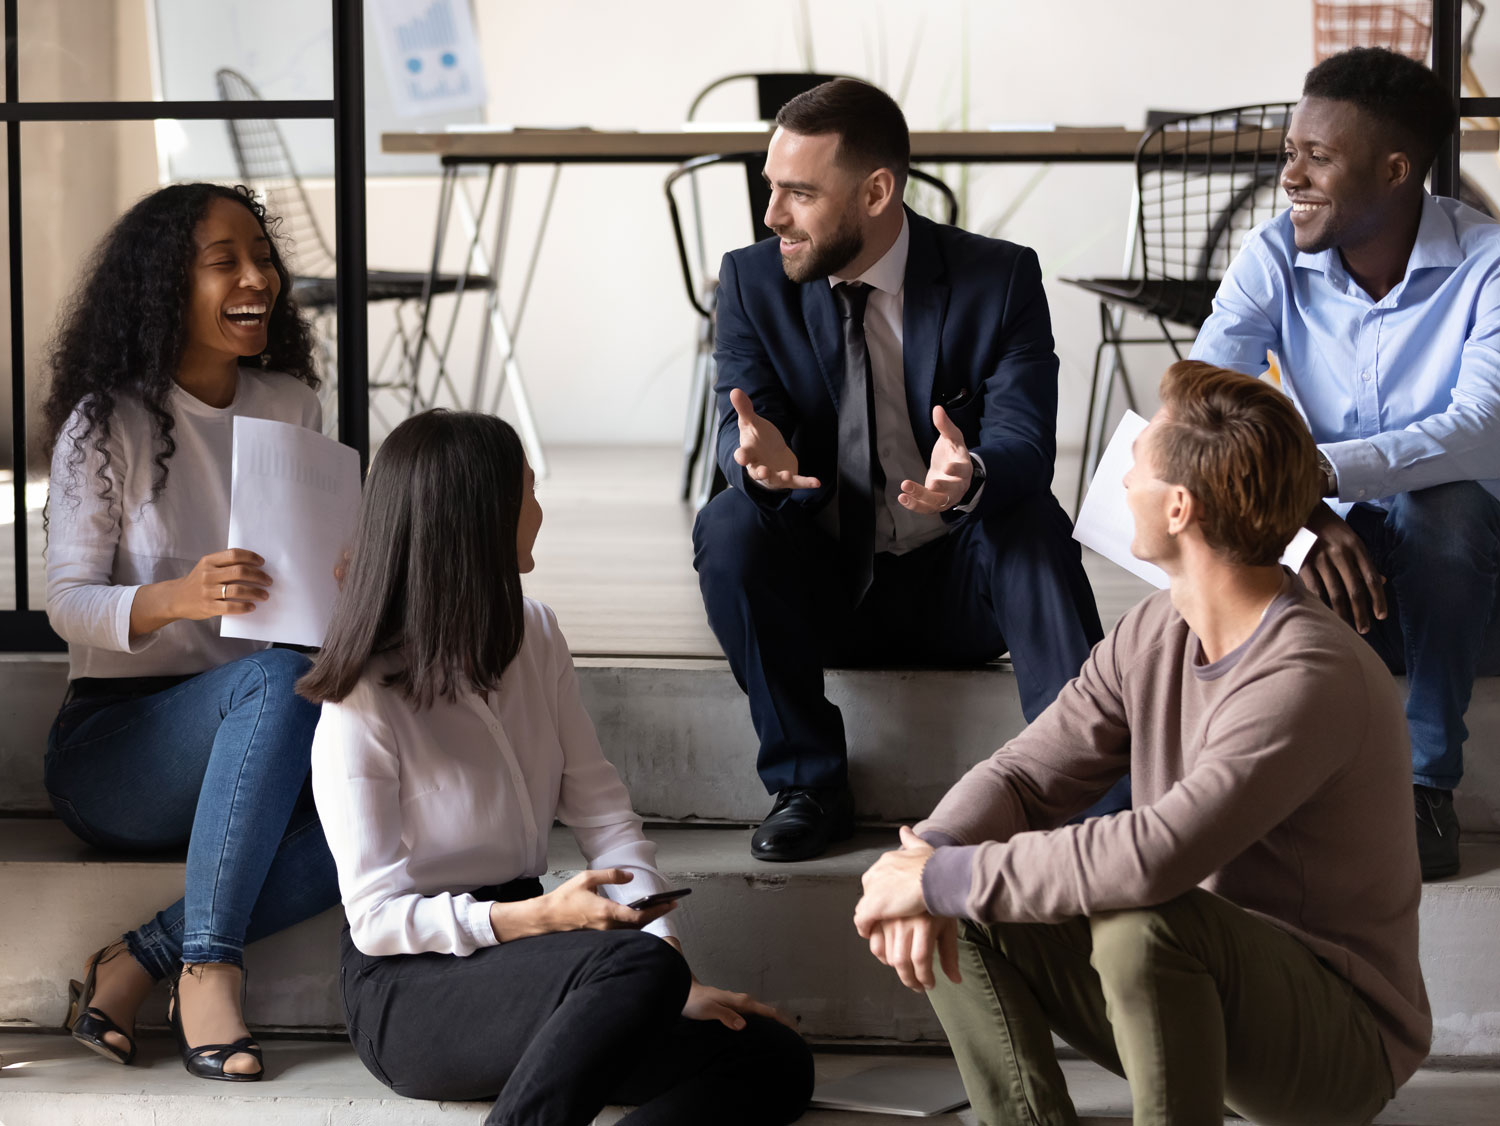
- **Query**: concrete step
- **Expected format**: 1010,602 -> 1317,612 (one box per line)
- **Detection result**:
4,819 -> 1500,1058
0,1032 -> 1496,1125
7,654 -> 1500,828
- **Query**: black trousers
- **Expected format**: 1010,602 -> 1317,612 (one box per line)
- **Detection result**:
339,880 -> 813,1126
693,485 -> 1107,795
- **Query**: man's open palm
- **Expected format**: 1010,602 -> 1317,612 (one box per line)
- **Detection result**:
899,406 -> 973,514
731,388 -> 821,490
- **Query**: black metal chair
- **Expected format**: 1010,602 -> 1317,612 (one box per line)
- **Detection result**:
215,68 -> 493,433
1062,102 -> 1295,512
666,152 -> 960,508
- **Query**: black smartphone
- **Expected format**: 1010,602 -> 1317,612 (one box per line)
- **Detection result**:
628,887 -> 692,911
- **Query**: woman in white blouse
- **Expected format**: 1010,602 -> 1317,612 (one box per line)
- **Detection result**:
301,410 -> 813,1125
43,184 -> 338,1082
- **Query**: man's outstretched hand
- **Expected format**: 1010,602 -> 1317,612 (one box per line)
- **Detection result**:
899,406 -> 973,514
731,388 -> 821,490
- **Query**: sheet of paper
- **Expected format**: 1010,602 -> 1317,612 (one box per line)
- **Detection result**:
370,0 -> 487,119
1073,411 -> 1319,589
223,417 -> 362,648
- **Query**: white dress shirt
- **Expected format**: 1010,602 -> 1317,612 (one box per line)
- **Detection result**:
45,371 -> 321,679
311,598 -> 676,957
829,214 -> 985,555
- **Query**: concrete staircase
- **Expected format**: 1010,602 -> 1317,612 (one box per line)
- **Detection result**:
4,652 -> 1500,1122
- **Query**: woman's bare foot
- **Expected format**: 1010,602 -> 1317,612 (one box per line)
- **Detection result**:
175,963 -> 261,1077
80,942 -> 153,1056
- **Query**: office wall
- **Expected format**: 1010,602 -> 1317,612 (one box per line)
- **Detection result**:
357,0 -> 1500,451
18,0 -> 1500,460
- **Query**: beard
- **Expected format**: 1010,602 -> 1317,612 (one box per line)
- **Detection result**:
776,208 -> 866,284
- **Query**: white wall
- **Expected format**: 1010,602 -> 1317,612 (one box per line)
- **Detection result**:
353,0 -> 1338,451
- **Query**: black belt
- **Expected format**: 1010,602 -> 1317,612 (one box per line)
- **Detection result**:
66,674 -> 196,702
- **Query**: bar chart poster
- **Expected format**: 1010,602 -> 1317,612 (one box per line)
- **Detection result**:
371,0 -> 487,118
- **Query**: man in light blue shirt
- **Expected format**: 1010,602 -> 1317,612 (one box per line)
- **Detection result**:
1192,46 -> 1500,880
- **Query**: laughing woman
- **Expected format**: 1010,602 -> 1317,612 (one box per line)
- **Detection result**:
43,184 -> 339,1082
302,410 -> 813,1126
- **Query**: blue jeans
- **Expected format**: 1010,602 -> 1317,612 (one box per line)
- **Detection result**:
44,649 -> 339,979
1344,482 -> 1500,791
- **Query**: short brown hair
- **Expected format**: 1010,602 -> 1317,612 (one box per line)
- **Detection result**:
1153,360 -> 1322,566
775,78 -> 910,186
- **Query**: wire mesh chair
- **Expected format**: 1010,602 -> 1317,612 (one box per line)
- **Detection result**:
667,152 -> 960,508
1062,102 -> 1294,511
215,68 -> 494,434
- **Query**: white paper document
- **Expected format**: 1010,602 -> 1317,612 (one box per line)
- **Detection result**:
370,0 -> 488,119
223,417 -> 362,648
1073,411 -> 1318,589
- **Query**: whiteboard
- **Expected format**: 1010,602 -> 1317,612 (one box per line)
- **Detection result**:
150,0 -> 484,181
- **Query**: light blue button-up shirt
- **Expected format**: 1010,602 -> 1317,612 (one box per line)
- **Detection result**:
1190,192 -> 1500,506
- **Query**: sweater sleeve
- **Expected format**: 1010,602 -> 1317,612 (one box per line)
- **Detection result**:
929,637 -> 1369,925
44,411 -> 157,654
310,683 -> 499,956
546,608 -> 677,940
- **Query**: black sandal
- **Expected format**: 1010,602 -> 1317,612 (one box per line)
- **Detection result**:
167,966 -> 264,1082
64,943 -> 137,1066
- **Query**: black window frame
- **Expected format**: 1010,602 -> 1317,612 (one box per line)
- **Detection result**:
1,0 -> 367,651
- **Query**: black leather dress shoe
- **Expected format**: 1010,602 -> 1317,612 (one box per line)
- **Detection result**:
1415,784 -> 1461,881
751,787 -> 855,862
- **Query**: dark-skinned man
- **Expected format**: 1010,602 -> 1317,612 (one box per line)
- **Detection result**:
1191,47 -> 1500,879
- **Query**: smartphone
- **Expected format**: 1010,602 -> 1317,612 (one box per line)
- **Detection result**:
628,887 -> 692,911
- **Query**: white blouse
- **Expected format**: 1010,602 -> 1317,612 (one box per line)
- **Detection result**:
311,598 -> 677,957
45,371 -> 322,679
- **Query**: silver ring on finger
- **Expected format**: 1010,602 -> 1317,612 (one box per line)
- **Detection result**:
221,583 -> 228,601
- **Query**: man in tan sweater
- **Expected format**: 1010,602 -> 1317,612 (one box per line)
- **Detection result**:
854,361 -> 1430,1125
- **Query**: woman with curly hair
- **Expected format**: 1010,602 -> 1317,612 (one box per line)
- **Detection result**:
42,183 -> 339,1083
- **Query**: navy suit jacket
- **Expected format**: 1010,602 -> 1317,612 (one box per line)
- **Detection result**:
711,208 -> 1061,521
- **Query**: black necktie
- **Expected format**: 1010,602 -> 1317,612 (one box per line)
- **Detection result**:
832,282 -> 882,603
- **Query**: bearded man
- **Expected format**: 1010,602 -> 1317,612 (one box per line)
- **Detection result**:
692,79 -> 1108,862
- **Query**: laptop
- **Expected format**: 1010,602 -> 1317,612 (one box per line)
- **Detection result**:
809,1062 -> 971,1117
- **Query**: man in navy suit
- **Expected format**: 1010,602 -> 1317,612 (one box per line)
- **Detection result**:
693,79 -> 1107,861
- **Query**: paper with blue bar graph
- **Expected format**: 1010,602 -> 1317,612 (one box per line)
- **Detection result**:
371,0 -> 487,119
1073,410 -> 1317,589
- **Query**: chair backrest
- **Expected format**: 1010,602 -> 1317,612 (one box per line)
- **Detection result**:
214,68 -> 338,279
687,72 -> 852,124
1134,103 -> 1294,295
665,155 -> 961,320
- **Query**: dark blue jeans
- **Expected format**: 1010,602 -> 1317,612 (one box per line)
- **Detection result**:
1344,482 -> 1500,791
693,486 -> 1115,804
44,648 -> 339,979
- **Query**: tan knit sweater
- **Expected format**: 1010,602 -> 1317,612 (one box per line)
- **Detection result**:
917,574 -> 1431,1086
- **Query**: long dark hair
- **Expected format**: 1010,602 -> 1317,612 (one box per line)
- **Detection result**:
43,183 -> 319,504
298,410 -> 528,710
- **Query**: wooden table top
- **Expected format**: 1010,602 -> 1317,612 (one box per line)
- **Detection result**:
383,125 -> 1500,165
381,127 -> 1147,164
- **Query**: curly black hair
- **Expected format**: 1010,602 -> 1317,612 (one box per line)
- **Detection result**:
1303,46 -> 1459,178
43,183 -> 320,504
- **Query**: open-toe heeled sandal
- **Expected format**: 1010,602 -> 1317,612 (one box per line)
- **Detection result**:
64,943 -> 137,1066
168,968 -> 263,1082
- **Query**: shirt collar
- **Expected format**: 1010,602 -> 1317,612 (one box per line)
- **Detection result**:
1294,191 -> 1462,281
829,211 -> 909,295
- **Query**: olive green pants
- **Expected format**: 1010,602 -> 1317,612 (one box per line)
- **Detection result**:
927,890 -> 1394,1126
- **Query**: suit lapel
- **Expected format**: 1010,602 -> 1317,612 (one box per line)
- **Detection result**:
902,211 -> 949,449
801,281 -> 843,408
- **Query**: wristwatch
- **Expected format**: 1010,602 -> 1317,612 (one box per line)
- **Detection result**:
957,455 -> 986,508
1315,450 -> 1338,498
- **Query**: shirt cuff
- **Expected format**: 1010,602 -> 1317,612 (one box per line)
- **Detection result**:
464,896 -> 501,949
921,844 -> 980,919
115,585 -> 160,654
1320,439 -> 1386,504
955,452 -> 987,513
